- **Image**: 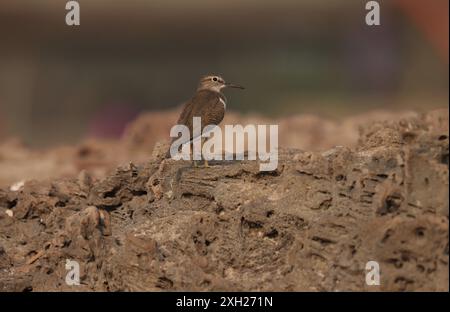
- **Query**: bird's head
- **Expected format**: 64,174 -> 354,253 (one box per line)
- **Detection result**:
197,75 -> 244,92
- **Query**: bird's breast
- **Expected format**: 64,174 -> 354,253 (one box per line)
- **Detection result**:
219,97 -> 226,110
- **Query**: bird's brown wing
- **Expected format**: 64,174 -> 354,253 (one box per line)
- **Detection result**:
168,90 -> 225,153
176,100 -> 193,126
181,90 -> 224,142
192,90 -> 225,123
166,90 -> 224,158
168,100 -> 193,146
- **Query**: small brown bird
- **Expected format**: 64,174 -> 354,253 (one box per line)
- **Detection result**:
166,74 -> 244,166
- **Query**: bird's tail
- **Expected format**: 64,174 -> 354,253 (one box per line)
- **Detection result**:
165,137 -> 175,159
164,147 -> 172,159
165,136 -> 195,159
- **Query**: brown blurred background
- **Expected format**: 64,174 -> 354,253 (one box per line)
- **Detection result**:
0,0 -> 448,147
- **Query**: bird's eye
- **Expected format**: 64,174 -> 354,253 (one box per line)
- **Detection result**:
212,77 -> 218,81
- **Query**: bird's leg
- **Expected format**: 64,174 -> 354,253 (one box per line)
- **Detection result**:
190,141 -> 197,167
201,137 -> 210,167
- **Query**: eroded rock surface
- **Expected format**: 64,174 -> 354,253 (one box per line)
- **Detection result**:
0,109 -> 448,291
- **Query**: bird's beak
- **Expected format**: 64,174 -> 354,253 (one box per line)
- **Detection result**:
225,82 -> 245,89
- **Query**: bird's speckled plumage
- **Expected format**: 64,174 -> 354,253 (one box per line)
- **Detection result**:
176,89 -> 226,142
166,74 -> 243,158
